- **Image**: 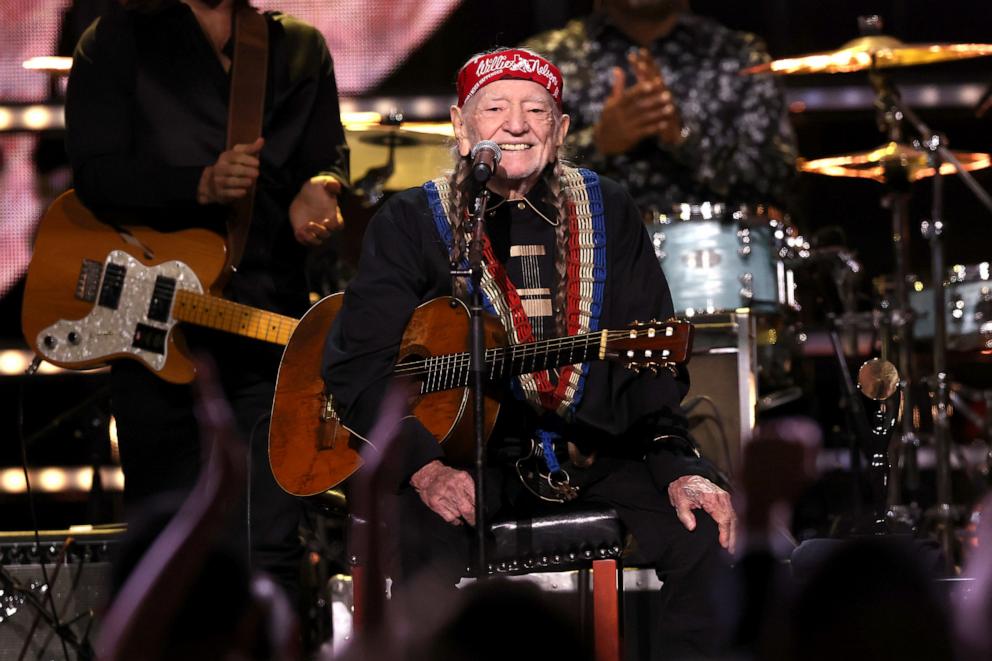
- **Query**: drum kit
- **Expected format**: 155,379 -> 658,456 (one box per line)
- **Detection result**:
724,16 -> 992,552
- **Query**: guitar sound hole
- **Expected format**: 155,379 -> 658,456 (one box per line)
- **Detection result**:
396,349 -> 429,399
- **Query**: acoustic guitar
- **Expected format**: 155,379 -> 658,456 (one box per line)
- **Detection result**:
21,191 -> 298,384
268,294 -> 694,496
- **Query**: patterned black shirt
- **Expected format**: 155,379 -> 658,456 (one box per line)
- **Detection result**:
524,13 -> 797,215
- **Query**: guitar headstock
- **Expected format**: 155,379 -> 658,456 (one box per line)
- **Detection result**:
603,319 -> 694,373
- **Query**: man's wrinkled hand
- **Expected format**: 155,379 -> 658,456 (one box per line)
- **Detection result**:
289,177 -> 343,247
197,137 -> 264,205
410,460 -> 476,526
668,474 -> 737,553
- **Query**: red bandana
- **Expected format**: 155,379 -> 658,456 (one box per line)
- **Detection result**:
456,48 -> 563,109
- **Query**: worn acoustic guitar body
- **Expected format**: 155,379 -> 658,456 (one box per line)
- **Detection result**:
268,295 -> 506,496
269,295 -> 695,497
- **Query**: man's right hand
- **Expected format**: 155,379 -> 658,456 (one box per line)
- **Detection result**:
409,460 -> 476,526
593,50 -> 682,156
197,137 -> 264,205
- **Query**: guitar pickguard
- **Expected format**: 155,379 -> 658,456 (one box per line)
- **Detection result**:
34,250 -> 205,372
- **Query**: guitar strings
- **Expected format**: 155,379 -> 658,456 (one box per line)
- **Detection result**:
391,328 -> 681,385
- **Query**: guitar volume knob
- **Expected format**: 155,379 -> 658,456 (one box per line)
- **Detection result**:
43,335 -> 57,349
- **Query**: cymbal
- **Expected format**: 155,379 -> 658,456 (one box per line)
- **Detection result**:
743,35 -> 992,75
344,118 -> 453,192
798,141 -> 992,183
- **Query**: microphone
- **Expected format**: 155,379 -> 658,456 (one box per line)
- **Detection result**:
470,140 -> 502,183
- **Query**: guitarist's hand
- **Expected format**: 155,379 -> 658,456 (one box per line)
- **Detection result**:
289,176 -> 343,247
668,475 -> 737,553
197,137 -> 264,205
410,460 -> 476,526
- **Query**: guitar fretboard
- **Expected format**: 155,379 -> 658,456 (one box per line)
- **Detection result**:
172,290 -> 298,345
397,332 -> 607,395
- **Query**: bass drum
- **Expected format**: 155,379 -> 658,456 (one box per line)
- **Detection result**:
646,203 -> 802,316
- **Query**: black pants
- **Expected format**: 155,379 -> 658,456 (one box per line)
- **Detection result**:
110,360 -> 303,600
383,457 -> 731,660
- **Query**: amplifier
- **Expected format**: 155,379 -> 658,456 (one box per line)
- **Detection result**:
683,311 -> 757,481
0,526 -> 123,661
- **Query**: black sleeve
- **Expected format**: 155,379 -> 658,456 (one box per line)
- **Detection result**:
65,15 -> 204,209
322,191 -> 443,486
289,23 -> 350,189
577,178 -> 718,486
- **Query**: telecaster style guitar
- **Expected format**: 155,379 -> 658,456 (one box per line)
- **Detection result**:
21,191 -> 298,384
268,294 -> 694,497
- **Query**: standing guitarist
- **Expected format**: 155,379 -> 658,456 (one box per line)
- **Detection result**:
324,48 -> 734,659
65,0 -> 349,602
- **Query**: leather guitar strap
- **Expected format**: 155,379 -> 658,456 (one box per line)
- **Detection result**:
224,6 -> 268,273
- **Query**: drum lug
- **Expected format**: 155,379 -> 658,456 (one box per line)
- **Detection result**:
737,228 -> 752,258
739,272 -> 755,301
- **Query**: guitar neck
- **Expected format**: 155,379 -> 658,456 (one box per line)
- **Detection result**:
413,332 -> 606,395
172,290 -> 298,345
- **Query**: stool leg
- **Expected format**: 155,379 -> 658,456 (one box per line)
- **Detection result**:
592,558 -> 622,661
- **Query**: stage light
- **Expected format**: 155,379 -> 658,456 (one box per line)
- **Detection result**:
75,468 -> 94,491
0,350 -> 29,374
0,469 -> 27,494
21,105 -> 53,130
101,466 -> 126,491
109,416 -> 120,464
0,107 -> 12,131
38,468 -> 67,492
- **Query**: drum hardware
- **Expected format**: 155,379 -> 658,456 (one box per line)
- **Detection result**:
828,318 -> 908,535
344,112 -> 453,204
781,16 -> 992,556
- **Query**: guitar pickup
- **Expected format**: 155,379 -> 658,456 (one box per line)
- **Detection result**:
148,276 -> 177,322
98,262 -> 127,310
132,323 -> 166,354
75,259 -> 102,303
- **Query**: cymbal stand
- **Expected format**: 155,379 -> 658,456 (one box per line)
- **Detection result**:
869,70 -> 921,519
875,76 -> 992,570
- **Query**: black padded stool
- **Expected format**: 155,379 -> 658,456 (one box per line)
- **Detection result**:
352,502 -> 627,661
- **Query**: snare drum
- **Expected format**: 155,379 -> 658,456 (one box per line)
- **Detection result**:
647,203 -> 802,315
911,262 -> 992,351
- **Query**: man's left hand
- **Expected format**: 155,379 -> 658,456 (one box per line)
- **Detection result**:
290,177 -> 343,246
668,475 -> 737,553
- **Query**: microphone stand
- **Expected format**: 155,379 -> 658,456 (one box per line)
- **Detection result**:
451,181 -> 492,577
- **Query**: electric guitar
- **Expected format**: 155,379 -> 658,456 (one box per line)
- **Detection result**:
268,294 -> 694,496
21,191 -> 298,384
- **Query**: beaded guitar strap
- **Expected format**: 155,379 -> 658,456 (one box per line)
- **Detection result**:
422,167 -> 607,417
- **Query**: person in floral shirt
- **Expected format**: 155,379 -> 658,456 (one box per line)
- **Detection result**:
523,0 -> 797,216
